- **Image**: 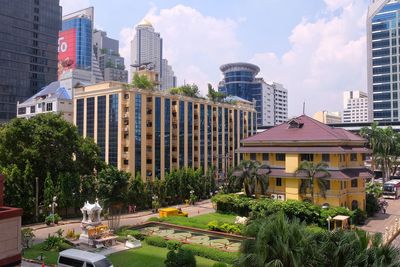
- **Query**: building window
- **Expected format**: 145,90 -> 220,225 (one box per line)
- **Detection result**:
322,154 -> 330,162
276,178 -> 282,187
276,153 -> 285,161
351,179 -> 358,188
351,200 -> 358,210
46,102 -> 53,111
300,154 -> 314,162
124,94 -> 129,99
18,107 -> 26,115
262,153 -> 269,161
325,180 -> 331,190
124,160 -> 129,165
250,153 -> 257,161
350,153 -> 357,161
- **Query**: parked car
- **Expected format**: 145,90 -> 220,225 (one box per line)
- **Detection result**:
58,249 -> 113,267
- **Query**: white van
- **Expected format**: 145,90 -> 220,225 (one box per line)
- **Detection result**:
58,249 -> 113,267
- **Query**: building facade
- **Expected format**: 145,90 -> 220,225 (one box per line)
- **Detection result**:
130,19 -> 176,90
93,29 -> 128,82
367,0 -> 400,122
313,111 -> 342,124
239,115 -> 372,211
58,7 -> 103,88
342,90 -> 369,123
0,0 -> 61,122
74,82 -> 256,180
16,81 -> 73,122
218,62 -> 288,127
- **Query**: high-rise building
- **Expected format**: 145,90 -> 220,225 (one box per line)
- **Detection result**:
0,0 -> 61,122
367,0 -> 400,121
74,82 -> 256,180
218,62 -> 288,126
313,111 -> 342,124
93,29 -> 128,83
130,19 -> 176,90
58,7 -> 103,89
342,90 -> 369,123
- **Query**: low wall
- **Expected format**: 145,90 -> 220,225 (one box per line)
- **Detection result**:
0,207 -> 23,266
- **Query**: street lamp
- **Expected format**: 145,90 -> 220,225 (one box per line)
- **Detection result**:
48,196 -> 57,225
327,216 -> 332,231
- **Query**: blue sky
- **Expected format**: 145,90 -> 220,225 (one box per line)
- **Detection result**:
61,0 -> 370,116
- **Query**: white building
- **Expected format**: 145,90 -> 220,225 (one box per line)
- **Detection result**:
272,82 -> 288,124
16,81 -> 73,122
130,19 -> 176,90
342,90 -> 369,123
313,111 -> 342,124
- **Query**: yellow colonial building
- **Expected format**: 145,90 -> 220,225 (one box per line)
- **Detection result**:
74,82 -> 256,180
239,115 -> 372,210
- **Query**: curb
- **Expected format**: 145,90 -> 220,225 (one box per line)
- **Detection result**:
22,257 -> 56,267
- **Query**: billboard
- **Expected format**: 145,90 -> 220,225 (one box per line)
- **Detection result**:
58,28 -> 76,78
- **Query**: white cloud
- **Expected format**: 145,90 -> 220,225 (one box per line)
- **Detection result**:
251,0 -> 368,116
60,0 -> 91,16
119,4 -> 241,93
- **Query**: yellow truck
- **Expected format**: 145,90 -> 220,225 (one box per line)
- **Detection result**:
159,208 -> 188,218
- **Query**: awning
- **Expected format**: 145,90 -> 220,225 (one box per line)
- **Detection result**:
236,146 -> 371,154
267,168 -> 373,180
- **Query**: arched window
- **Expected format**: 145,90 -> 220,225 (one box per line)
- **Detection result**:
351,200 -> 359,210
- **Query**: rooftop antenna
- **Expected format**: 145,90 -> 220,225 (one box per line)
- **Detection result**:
302,102 -> 305,115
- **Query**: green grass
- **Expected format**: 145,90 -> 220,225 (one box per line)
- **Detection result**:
108,243 -> 224,267
149,212 -> 237,230
22,243 -> 61,265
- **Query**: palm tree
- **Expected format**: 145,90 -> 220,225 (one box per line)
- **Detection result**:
207,83 -> 225,103
295,161 -> 330,203
233,160 -> 270,198
131,73 -> 155,90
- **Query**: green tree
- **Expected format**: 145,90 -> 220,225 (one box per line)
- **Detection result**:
233,160 -> 270,198
132,73 -> 155,90
235,212 -> 321,267
128,172 -> 145,209
169,84 -> 200,98
207,83 -> 225,103
97,165 -> 130,208
295,161 -> 330,203
43,172 -> 55,209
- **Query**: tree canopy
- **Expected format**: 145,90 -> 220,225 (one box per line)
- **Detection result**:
131,72 -> 155,90
207,83 -> 225,103
169,84 -> 201,98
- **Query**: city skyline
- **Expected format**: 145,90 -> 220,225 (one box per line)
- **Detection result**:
60,0 -> 370,117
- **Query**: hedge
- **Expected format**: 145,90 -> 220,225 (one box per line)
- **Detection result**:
180,244 -> 238,264
211,193 -> 360,226
144,236 -> 237,264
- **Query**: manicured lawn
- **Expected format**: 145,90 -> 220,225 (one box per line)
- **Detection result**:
22,243 -> 62,265
108,243 -> 223,267
149,212 -> 237,229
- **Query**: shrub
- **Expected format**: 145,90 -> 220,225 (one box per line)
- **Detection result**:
366,193 -> 380,217
181,243 -> 238,264
43,234 -> 66,251
213,263 -> 228,267
145,236 -> 167,247
45,214 -> 61,225
166,240 -> 182,250
207,220 -> 243,234
207,220 -> 219,231
116,227 -> 145,240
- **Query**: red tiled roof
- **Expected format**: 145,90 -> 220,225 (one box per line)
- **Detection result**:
237,146 -> 371,154
243,115 -> 366,143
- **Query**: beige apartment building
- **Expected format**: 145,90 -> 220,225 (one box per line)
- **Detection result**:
74,82 -> 256,180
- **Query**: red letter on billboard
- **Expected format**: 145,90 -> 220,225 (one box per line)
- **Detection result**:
58,28 -> 76,78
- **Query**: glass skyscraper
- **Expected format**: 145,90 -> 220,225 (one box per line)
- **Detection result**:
218,62 -> 288,126
0,0 -> 61,122
367,0 -> 400,121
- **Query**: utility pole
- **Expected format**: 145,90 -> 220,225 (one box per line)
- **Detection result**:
35,177 -> 38,222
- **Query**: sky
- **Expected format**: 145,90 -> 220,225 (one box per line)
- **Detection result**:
60,0 -> 370,117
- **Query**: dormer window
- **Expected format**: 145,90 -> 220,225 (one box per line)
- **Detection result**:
288,119 -> 303,128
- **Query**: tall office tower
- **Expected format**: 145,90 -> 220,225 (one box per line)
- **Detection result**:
130,19 -> 176,90
93,29 -> 128,82
74,81 -> 256,180
218,62 -> 288,126
0,0 -> 61,122
58,7 -> 103,90
342,90 -> 369,123
367,0 -> 400,122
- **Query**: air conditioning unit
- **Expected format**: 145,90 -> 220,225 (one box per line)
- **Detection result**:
271,194 -> 278,200
277,194 -> 285,201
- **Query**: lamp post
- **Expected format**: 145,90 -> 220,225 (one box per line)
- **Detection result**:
327,216 -> 332,231
49,196 -> 57,225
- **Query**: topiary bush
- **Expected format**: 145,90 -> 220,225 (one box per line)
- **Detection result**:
145,236 -> 167,247
213,263 -> 228,267
181,243 -> 238,264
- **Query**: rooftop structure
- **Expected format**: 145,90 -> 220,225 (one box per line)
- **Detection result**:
313,111 -> 342,124
239,115 -> 372,210
342,90 -> 369,123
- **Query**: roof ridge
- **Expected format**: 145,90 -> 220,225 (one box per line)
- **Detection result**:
302,115 -> 347,140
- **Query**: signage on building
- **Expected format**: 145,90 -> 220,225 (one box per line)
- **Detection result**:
58,28 -> 76,78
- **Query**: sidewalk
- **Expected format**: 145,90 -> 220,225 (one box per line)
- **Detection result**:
27,199 -> 215,244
